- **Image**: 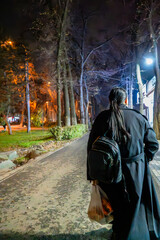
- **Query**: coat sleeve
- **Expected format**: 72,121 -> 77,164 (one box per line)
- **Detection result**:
87,112 -> 104,180
144,120 -> 159,161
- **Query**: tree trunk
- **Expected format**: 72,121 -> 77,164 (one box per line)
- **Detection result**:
63,8 -> 77,126
84,101 -> 87,125
84,77 -> 89,127
20,96 -> 25,127
65,48 -> 77,125
149,11 -> 160,139
42,106 -> 44,130
56,0 -> 69,127
78,17 -> 87,125
79,65 -> 85,124
4,115 -> 12,135
4,72 -> 12,134
20,110 -> 24,127
68,65 -> 77,125
126,77 -> 129,100
136,63 -> 143,114
91,96 -> 96,122
25,61 -> 31,133
57,58 -> 62,127
63,62 -> 71,126
128,64 -> 133,108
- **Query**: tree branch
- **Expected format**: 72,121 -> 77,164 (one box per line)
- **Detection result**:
83,25 -> 130,66
83,37 -> 113,66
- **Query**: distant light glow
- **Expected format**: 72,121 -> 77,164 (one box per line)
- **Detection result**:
146,58 -> 153,65
1,40 -> 14,48
7,41 -> 13,45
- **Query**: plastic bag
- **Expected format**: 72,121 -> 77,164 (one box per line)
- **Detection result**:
87,184 -> 113,225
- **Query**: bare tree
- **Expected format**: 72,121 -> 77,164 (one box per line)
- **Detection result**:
64,47 -> 77,125
56,0 -> 70,126
63,60 -> 71,126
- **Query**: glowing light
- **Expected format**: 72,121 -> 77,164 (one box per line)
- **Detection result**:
7,41 -> 13,45
1,40 -> 14,48
146,58 -> 153,65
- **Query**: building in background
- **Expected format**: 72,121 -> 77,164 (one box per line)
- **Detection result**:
137,76 -> 156,127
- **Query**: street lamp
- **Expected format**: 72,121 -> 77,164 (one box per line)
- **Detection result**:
1,40 -> 14,49
145,57 -> 154,65
7,40 -> 13,46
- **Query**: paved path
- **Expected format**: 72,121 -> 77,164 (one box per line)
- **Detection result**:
149,146 -> 160,200
0,135 -> 159,240
0,135 -> 112,240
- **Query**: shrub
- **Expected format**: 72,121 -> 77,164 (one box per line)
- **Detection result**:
50,124 -> 87,141
0,117 -> 5,126
31,110 -> 43,127
50,126 -> 63,141
13,156 -> 29,166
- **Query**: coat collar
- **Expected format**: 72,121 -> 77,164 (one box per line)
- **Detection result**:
119,104 -> 128,109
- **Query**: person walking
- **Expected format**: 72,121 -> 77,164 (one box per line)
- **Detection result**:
87,87 -> 160,240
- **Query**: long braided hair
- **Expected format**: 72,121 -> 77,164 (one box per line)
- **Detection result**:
108,87 -> 130,144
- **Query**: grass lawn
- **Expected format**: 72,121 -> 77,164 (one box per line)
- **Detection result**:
0,130 -> 53,152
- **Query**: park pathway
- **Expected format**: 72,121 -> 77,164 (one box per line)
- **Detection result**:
0,135 -> 112,240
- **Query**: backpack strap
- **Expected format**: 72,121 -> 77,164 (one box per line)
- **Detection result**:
103,129 -> 114,140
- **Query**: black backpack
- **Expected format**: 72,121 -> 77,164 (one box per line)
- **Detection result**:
88,132 -> 122,184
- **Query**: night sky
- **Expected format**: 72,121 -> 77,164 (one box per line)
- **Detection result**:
0,0 -> 45,40
0,0 -> 136,39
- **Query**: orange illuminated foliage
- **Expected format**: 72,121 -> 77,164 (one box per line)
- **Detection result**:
0,40 -> 15,49
19,65 -> 24,70
30,101 -> 37,110
12,76 -> 18,85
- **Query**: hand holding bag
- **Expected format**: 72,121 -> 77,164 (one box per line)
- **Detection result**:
87,183 -> 113,225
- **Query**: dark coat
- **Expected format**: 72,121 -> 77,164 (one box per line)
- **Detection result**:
87,104 -> 160,240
